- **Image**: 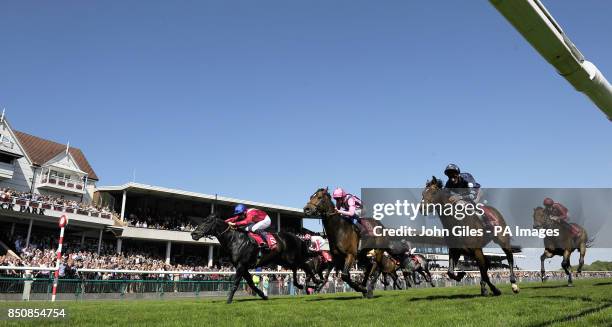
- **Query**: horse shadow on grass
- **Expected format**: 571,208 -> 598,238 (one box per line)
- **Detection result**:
527,303 -> 612,327
407,294 -> 482,302
306,295 -> 382,302
526,284 -> 573,290
528,295 -> 595,303
593,281 -> 612,287
221,297 -> 285,303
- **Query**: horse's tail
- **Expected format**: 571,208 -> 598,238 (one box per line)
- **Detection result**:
586,237 -> 595,248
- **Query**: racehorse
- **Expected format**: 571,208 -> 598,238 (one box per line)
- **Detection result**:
399,253 -> 436,288
422,177 -> 520,296
533,207 -> 590,286
371,252 -> 403,290
191,213 -> 321,303
304,254 -> 334,293
303,188 -> 382,298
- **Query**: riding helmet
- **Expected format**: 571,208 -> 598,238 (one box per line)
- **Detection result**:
444,163 -> 461,176
234,204 -> 247,215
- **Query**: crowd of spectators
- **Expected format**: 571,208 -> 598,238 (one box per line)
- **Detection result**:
0,187 -> 115,219
125,212 -> 196,232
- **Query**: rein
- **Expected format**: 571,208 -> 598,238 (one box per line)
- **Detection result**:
218,224 -> 231,236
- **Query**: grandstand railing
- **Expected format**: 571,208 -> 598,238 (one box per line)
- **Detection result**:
0,197 -> 113,219
1,267 -> 610,301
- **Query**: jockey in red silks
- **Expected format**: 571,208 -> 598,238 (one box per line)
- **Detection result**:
226,204 -> 272,246
543,198 -> 569,223
332,187 -> 363,225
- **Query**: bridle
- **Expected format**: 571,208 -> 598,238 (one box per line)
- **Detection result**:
308,191 -> 337,217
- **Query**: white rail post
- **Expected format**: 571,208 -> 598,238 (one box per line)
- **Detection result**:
52,215 -> 68,302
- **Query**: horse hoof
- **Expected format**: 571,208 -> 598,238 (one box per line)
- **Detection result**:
567,284 -> 574,288
493,289 -> 502,296
366,291 -> 374,299
511,284 -> 520,294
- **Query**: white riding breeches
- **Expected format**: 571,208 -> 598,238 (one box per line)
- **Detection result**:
247,216 -> 271,232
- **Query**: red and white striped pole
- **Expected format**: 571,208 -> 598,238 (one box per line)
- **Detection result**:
51,215 -> 68,302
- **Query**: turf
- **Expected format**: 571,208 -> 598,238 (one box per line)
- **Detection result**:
1,278 -> 611,327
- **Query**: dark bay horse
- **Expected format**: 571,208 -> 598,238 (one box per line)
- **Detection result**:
533,207 -> 590,286
422,177 -> 520,296
303,188 -> 381,298
191,213 -> 320,303
304,254 -> 334,293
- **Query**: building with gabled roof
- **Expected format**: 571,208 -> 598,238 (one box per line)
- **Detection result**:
0,116 -> 98,202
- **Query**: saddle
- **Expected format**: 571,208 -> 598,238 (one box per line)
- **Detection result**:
568,223 -> 582,239
357,218 -> 383,237
480,205 -> 501,230
410,255 -> 423,267
247,232 -> 278,251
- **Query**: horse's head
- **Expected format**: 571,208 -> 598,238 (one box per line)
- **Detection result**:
303,187 -> 334,217
191,213 -> 222,240
532,207 -> 549,229
421,176 -> 444,208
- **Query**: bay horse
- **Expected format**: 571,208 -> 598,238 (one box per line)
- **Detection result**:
533,207 -> 590,286
371,252 -> 403,290
303,188 -> 382,298
191,213 -> 320,303
422,177 -> 520,296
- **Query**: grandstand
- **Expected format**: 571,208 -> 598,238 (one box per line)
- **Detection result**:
0,114 -> 522,274
0,115 -> 305,268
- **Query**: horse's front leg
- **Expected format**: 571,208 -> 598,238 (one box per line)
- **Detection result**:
365,259 -> 381,298
447,249 -> 465,281
474,248 -> 501,296
340,253 -> 367,295
227,266 -> 245,304
501,246 -> 519,293
562,249 -> 573,287
578,242 -> 587,274
540,249 -> 553,282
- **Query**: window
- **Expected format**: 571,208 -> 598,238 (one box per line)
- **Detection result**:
0,153 -> 13,164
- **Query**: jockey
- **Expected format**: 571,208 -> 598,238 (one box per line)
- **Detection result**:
332,187 -> 362,225
225,204 -> 271,246
443,164 -> 481,204
304,234 -> 331,262
543,198 -> 569,223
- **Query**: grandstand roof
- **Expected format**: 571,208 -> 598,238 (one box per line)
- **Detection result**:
13,130 -> 99,180
97,182 -> 304,215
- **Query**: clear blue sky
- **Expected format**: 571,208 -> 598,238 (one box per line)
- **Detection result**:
2,0 -> 611,210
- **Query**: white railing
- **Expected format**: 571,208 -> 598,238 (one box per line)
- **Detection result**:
0,266 -> 58,271
0,196 -> 113,219
75,268 -> 364,276
40,175 -> 85,192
